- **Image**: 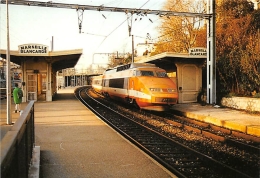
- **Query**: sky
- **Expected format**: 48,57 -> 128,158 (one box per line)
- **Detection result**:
0,0 -> 166,69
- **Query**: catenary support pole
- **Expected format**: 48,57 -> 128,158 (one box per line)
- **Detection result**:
207,0 -> 216,104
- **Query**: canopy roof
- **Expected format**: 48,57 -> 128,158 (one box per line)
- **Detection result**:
137,52 -> 206,72
0,49 -> 83,71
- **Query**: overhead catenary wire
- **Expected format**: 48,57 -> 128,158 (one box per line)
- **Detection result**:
0,1 -> 211,18
1,0 -> 211,50
96,0 -> 124,37
93,0 -> 151,52
0,0 -> 211,59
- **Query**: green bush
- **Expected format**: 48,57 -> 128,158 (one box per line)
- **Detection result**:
253,93 -> 260,98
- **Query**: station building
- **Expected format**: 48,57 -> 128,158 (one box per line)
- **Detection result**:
0,44 -> 82,102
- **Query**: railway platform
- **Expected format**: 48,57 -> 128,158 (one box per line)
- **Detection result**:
1,87 -> 176,178
171,103 -> 260,138
1,86 -> 259,177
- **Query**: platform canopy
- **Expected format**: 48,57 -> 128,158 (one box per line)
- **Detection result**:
0,48 -> 83,71
137,52 -> 206,72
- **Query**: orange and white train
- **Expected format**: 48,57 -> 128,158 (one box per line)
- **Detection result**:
91,63 -> 178,111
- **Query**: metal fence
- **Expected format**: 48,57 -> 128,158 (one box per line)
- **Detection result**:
0,101 -> 35,178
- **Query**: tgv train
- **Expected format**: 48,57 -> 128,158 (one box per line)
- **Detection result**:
91,63 -> 178,111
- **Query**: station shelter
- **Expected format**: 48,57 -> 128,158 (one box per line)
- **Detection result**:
137,49 -> 206,103
0,44 -> 82,102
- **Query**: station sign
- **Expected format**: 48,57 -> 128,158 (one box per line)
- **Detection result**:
189,47 -> 207,56
18,44 -> 49,55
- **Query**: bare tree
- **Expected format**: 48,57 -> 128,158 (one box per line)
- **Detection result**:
107,52 -> 132,68
154,0 -> 207,54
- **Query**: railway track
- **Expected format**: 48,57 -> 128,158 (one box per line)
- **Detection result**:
75,86 -> 259,178
151,111 -> 260,153
89,87 -> 260,152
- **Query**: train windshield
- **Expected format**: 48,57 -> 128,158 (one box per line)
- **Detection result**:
136,70 -> 155,76
135,70 -> 168,77
156,71 -> 168,78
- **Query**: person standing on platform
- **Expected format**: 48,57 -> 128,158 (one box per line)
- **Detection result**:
13,83 -> 23,113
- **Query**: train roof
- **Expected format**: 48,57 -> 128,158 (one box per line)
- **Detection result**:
104,63 -> 157,74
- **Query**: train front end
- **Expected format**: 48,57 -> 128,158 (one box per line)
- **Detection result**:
133,69 -> 178,111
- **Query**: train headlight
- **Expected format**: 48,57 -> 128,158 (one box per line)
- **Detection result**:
167,88 -> 176,93
150,88 -> 163,92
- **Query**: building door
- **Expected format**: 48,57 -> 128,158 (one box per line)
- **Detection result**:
182,65 -> 199,103
37,73 -> 47,101
27,74 -> 37,101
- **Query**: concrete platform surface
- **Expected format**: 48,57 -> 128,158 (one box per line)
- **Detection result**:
34,87 -> 175,178
171,103 -> 260,137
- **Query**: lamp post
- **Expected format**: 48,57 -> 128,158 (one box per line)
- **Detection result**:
131,35 -> 134,63
6,0 -> 12,124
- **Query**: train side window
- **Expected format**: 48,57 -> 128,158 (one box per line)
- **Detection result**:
124,78 -> 128,89
102,80 -> 105,87
135,70 -> 141,76
104,79 -> 109,87
109,78 -> 124,88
